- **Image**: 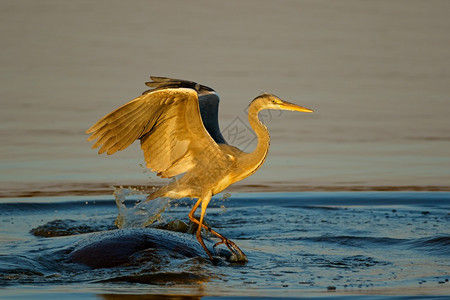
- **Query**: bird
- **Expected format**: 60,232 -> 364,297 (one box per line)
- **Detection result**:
86,76 -> 313,262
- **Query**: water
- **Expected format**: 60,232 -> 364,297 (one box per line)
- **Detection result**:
1,0 -> 450,298
1,192 -> 449,298
113,187 -> 171,229
1,0 -> 450,193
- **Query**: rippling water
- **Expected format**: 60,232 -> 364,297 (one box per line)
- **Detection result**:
1,192 -> 449,298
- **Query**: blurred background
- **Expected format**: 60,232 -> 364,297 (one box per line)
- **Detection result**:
1,0 -> 449,195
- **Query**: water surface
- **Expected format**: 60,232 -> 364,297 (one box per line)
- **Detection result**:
1,192 -> 449,298
1,0 -> 450,193
1,1 -> 450,299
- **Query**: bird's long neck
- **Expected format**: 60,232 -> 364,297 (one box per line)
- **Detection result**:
244,103 -> 271,176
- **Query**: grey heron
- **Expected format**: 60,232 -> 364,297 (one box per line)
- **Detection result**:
86,76 -> 313,262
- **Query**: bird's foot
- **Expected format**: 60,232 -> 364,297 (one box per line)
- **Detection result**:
213,238 -> 247,263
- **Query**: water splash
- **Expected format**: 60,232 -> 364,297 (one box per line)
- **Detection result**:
113,187 -> 171,229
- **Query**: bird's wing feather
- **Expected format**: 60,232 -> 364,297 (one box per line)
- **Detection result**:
86,86 -> 233,178
198,93 -> 227,144
144,76 -> 227,144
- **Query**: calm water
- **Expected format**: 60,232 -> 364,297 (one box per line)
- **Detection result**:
1,192 -> 449,299
1,0 -> 450,193
1,1 -> 450,298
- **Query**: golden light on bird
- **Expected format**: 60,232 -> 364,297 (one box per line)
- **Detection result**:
277,100 -> 314,113
86,76 -> 313,262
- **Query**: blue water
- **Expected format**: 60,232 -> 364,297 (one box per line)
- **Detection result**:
1,192 -> 449,299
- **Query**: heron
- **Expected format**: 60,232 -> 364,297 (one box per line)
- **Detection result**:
86,76 -> 313,262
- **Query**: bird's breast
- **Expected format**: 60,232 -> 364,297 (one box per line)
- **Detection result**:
211,174 -> 235,195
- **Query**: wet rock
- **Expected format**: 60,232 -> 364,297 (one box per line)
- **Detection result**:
30,219 -> 115,237
70,228 -> 230,268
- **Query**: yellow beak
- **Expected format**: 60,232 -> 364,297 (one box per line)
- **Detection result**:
279,100 -> 314,113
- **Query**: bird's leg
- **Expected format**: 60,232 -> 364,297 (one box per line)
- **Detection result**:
189,193 -> 214,261
200,222 -> 246,260
188,197 -> 247,262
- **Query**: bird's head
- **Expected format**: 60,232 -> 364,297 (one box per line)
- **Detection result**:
251,93 -> 313,113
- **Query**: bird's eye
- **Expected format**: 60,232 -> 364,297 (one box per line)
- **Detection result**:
271,99 -> 280,104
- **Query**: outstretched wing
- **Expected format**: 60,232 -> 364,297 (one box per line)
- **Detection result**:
147,76 -> 227,145
86,77 -> 233,178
